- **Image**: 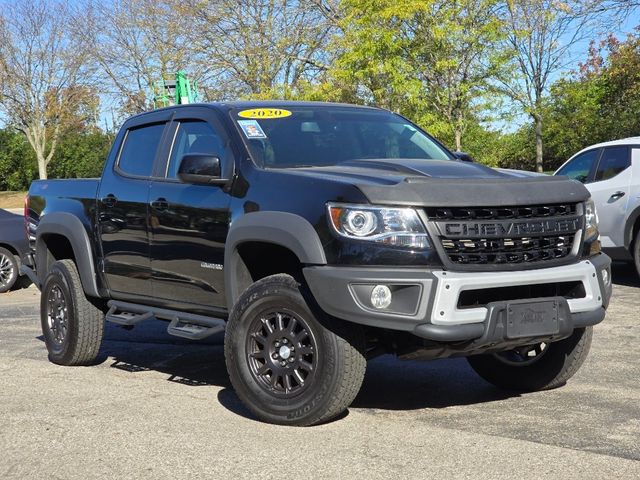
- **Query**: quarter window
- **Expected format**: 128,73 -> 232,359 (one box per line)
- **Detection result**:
167,121 -> 226,179
118,123 -> 166,177
556,149 -> 600,183
595,146 -> 630,181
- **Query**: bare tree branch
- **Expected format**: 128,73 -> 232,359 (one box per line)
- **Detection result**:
0,0 -> 95,179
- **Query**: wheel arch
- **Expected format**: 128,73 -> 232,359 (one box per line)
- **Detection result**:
0,241 -> 22,266
35,212 -> 101,298
224,211 -> 326,308
624,205 -> 640,250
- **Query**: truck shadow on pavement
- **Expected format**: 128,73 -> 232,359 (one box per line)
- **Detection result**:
610,261 -> 640,288
96,320 -> 518,423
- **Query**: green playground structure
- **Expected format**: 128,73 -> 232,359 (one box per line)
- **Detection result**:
153,70 -> 198,108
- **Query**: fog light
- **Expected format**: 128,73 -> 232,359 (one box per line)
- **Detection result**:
371,285 -> 392,309
602,268 -> 610,287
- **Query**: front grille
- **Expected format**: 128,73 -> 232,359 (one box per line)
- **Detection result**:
426,203 -> 577,220
441,234 -> 575,265
428,203 -> 581,268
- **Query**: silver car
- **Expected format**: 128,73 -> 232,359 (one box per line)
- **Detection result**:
555,138 -> 640,273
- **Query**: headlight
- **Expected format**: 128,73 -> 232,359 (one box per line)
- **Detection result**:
584,198 -> 599,241
328,203 -> 430,249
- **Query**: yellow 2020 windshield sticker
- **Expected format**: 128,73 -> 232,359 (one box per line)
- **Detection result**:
238,108 -> 292,119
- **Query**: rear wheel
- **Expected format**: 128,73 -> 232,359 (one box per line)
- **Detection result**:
41,259 -> 105,366
467,327 -> 593,391
225,274 -> 366,426
0,247 -> 18,293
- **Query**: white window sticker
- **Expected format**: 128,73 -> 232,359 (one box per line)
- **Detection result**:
238,119 -> 267,139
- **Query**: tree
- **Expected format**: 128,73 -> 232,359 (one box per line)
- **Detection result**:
540,29 -> 640,168
182,0 -> 334,99
82,0 -> 195,116
497,0 -> 600,172
0,128 -> 37,190
409,0 -> 505,151
48,130 -> 113,180
0,0 -> 95,179
329,0 -> 505,151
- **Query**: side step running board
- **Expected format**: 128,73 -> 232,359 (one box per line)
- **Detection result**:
167,317 -> 223,340
105,300 -> 226,340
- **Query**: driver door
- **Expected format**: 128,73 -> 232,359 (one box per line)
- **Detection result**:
148,108 -> 233,311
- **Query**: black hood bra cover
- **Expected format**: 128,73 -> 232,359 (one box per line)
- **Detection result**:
291,159 -> 589,207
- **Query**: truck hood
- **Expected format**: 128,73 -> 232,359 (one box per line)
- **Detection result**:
287,159 -> 590,207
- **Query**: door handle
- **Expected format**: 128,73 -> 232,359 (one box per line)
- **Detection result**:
610,191 -> 626,201
151,198 -> 169,211
101,194 -> 117,208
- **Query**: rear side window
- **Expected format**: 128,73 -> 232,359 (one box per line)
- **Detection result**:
556,149 -> 600,183
595,146 -> 630,181
117,123 -> 166,177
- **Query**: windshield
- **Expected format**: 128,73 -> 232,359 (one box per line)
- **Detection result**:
230,106 -> 452,168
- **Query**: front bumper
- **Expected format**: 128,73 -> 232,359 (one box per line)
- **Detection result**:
303,253 -> 612,344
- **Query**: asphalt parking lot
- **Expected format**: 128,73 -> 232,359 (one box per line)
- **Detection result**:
1,264 -> 639,479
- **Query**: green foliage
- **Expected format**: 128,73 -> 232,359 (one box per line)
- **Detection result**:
324,0 -> 507,153
0,129 -> 37,190
542,78 -> 605,168
0,128 -> 112,190
498,126 -> 537,170
48,130 -> 113,180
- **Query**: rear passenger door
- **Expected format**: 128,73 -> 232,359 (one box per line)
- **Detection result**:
148,108 -> 234,311
587,146 -> 631,248
97,114 -> 171,299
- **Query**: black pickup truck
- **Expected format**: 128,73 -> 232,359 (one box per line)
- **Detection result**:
23,101 -> 612,426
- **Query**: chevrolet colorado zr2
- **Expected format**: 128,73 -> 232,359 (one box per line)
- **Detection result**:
22,102 -> 612,425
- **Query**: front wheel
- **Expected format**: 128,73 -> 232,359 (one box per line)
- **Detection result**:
467,327 -> 593,391
224,274 -> 366,426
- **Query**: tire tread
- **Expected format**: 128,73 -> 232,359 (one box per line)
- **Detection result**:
46,259 -> 104,366
225,274 -> 366,426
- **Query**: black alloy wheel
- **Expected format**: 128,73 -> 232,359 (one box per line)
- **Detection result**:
246,309 -> 318,398
46,284 -> 69,346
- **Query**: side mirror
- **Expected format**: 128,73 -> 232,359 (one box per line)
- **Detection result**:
453,151 -> 474,162
177,153 -> 227,185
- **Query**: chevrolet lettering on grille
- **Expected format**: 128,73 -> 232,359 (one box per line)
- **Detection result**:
437,216 -> 581,239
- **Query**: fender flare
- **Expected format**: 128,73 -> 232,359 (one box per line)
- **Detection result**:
224,211 -> 326,307
35,212 -> 101,298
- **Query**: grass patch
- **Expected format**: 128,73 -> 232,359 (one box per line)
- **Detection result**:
0,191 -> 27,210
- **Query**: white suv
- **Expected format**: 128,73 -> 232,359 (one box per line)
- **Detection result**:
555,138 -> 640,273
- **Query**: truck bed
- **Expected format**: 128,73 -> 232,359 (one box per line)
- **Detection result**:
28,179 -> 100,220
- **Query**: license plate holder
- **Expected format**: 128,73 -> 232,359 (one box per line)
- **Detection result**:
506,300 -> 560,339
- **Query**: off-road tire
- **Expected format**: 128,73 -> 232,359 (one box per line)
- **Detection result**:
467,327 -> 593,391
225,274 -> 366,426
0,247 -> 18,293
41,259 -> 105,366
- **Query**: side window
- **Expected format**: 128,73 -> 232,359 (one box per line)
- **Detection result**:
595,146 -> 630,182
167,121 -> 225,179
556,149 -> 600,183
117,123 -> 166,177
